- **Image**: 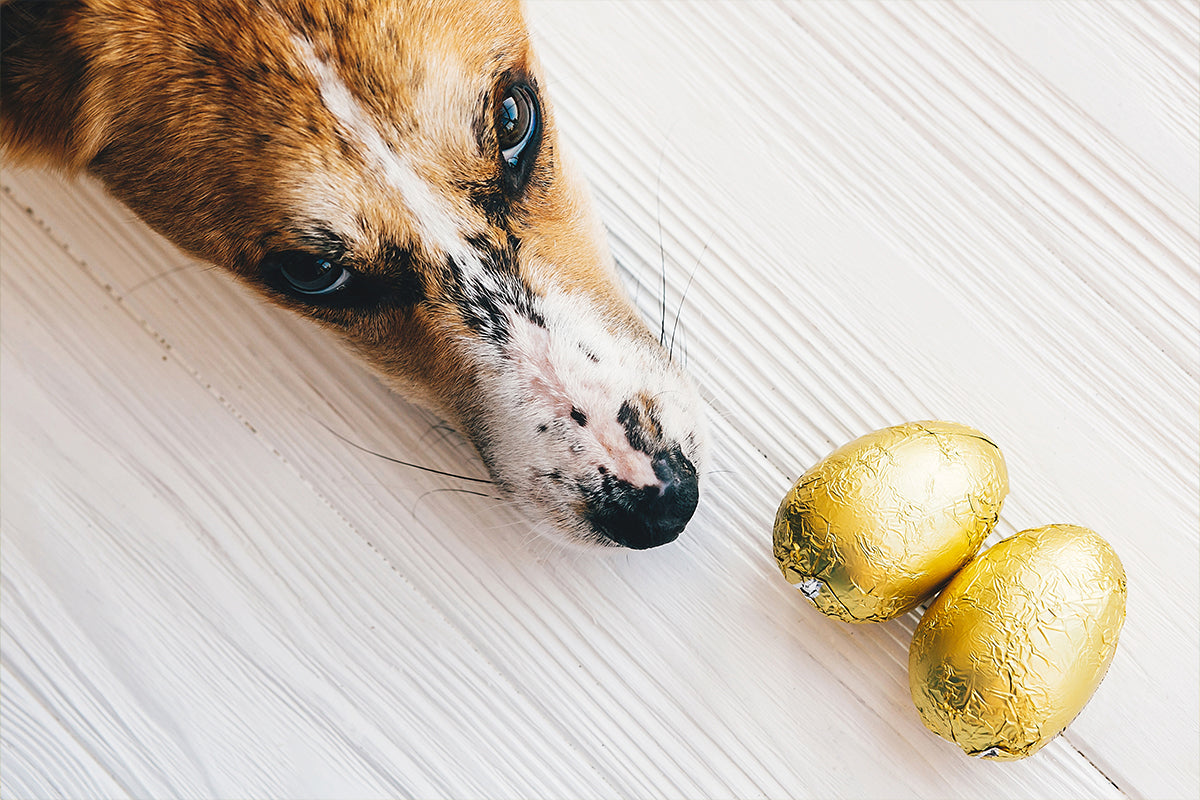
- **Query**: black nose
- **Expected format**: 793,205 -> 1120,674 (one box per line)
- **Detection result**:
588,447 -> 699,549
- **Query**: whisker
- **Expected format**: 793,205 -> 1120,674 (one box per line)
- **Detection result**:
123,262 -> 206,297
417,420 -> 467,452
424,487 -> 498,501
669,232 -> 713,361
565,535 -> 590,568
520,519 -> 555,555
654,141 -> 670,347
702,468 -> 738,478
320,423 -> 495,484
412,487 -> 499,517
488,512 -> 530,531
700,404 -> 744,424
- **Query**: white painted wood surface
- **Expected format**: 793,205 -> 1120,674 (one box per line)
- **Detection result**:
2,1 -> 1196,797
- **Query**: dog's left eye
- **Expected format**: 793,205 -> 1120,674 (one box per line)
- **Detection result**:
496,83 -> 539,170
269,251 -> 351,295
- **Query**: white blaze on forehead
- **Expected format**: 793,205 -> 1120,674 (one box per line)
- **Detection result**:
292,36 -> 477,266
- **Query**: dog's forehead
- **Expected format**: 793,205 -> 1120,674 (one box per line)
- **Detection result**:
278,0 -> 534,260
304,0 -> 532,106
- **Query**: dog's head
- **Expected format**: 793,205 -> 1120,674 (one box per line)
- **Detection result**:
1,0 -> 705,549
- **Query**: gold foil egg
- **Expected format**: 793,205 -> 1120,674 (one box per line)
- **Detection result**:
773,421 -> 1008,622
908,524 -> 1127,760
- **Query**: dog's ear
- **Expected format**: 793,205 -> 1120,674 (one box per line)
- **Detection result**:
1,0 -> 107,172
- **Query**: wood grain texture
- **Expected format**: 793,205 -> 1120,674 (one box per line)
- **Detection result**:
2,1 -> 1196,798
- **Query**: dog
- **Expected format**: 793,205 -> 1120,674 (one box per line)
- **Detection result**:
1,0 -> 705,550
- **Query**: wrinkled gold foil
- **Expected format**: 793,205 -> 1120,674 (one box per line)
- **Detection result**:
908,524 -> 1127,760
773,421 -> 1008,622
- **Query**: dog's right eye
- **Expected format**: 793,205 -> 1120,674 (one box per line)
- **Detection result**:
495,83 -> 541,194
266,251 -> 351,296
497,84 -> 537,166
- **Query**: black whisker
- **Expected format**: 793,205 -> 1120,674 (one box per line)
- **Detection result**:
669,232 -> 713,361
654,142 -> 670,347
702,468 -> 738,478
420,488 -> 497,501
321,423 -> 495,484
123,262 -> 205,296
412,487 -> 499,516
412,487 -> 500,519
417,420 -> 467,451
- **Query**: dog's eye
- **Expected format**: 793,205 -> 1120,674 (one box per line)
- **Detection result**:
496,83 -> 539,169
269,251 -> 351,295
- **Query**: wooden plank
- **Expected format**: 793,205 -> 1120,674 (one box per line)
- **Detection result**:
529,2 -> 1198,793
2,0 -> 1196,797
1,189 -> 617,799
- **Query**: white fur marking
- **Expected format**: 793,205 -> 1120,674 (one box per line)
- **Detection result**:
293,36 -> 477,267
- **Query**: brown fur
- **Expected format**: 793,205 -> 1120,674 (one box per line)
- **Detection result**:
2,0 -> 703,548
2,0 -> 643,422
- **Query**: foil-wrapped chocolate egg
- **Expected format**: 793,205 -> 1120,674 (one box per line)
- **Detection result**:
909,524 -> 1127,760
773,421 -> 1008,622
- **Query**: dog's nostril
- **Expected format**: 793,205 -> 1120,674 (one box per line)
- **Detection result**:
647,448 -> 700,532
651,450 -> 688,495
588,446 -> 699,550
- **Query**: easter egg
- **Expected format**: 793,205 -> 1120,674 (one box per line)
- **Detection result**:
908,524 -> 1127,760
773,421 -> 1008,622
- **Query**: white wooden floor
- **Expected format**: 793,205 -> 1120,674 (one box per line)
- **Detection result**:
2,1 -> 1197,798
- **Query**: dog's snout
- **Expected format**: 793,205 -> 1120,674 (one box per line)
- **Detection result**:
589,446 -> 699,550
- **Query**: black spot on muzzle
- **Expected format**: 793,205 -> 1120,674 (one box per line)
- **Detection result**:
448,235 -> 544,347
